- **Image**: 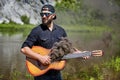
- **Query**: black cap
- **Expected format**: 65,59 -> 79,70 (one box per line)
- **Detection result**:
41,4 -> 55,13
41,4 -> 56,19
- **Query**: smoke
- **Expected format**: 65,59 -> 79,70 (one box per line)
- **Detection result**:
55,0 -> 120,26
83,0 -> 120,16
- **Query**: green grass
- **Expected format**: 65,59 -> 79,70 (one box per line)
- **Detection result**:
61,25 -> 111,32
9,69 -> 34,80
0,23 -> 111,32
0,23 -> 34,29
0,23 -> 34,36
105,57 -> 120,72
0,23 -> 112,38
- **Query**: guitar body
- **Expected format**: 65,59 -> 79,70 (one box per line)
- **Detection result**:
26,46 -> 66,76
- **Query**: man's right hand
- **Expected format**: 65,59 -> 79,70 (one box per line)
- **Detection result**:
38,55 -> 51,65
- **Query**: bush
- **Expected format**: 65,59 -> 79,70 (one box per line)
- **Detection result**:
21,15 -> 29,24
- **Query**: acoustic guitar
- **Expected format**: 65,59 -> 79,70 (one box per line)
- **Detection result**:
26,46 -> 103,76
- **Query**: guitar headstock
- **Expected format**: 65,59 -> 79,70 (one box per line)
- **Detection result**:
91,50 -> 103,56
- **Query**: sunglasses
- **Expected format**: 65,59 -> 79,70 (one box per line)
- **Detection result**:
40,13 -> 52,17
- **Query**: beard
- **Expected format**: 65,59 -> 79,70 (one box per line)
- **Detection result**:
42,18 -> 53,26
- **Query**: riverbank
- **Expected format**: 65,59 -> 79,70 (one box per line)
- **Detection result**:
0,23 -> 111,35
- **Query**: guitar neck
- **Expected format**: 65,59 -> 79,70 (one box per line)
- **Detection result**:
62,51 -> 92,59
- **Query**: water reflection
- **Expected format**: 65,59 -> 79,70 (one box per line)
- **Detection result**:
0,33 -> 26,79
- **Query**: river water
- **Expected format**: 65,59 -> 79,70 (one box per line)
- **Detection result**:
0,33 -> 26,79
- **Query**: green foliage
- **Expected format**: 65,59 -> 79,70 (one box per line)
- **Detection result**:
21,15 -> 30,24
106,57 -> 120,71
25,72 -> 34,80
0,74 -> 3,79
89,65 -> 101,78
0,23 -> 33,30
62,64 -> 103,80
10,69 -> 21,80
9,69 -> 34,80
56,0 -> 78,10
9,20 -> 18,24
115,0 -> 120,6
0,24 -> 33,36
109,0 -> 120,6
